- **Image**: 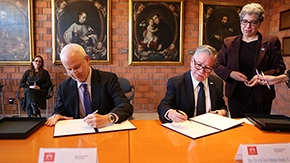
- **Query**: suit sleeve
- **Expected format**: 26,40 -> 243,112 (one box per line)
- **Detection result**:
263,36 -> 286,76
157,78 -> 176,123
109,74 -> 133,122
214,38 -> 233,81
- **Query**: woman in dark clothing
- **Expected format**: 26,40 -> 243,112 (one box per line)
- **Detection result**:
19,55 -> 52,117
214,3 -> 286,118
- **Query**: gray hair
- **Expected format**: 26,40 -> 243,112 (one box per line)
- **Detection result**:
239,3 -> 265,23
193,45 -> 217,62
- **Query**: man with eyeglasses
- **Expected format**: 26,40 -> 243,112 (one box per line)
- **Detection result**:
45,43 -> 133,127
214,3 -> 285,118
158,45 -> 227,123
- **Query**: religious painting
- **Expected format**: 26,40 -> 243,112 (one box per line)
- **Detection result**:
52,0 -> 111,64
129,0 -> 184,66
279,9 -> 290,31
0,0 -> 34,65
199,1 -> 244,52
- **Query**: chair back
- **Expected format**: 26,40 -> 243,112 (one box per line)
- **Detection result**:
118,77 -> 134,101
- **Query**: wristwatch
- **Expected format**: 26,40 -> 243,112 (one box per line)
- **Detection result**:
108,114 -> 116,123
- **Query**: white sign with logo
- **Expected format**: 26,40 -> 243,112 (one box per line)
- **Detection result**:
38,148 -> 98,163
235,143 -> 290,163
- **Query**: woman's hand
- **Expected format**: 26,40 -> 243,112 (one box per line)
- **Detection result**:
245,75 -> 259,87
230,71 -> 248,82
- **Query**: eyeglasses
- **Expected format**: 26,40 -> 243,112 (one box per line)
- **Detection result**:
63,61 -> 84,76
240,19 -> 259,27
193,59 -> 213,73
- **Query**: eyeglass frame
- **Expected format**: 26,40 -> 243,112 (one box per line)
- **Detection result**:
33,60 -> 42,63
240,19 -> 259,27
193,59 -> 213,73
63,60 -> 85,76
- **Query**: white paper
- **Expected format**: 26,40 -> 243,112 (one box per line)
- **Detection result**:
54,119 -> 96,137
190,113 -> 244,130
38,148 -> 98,163
54,119 -> 136,137
235,143 -> 290,163
98,120 -> 136,132
162,120 -> 220,139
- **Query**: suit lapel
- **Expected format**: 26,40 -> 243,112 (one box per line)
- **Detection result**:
255,32 -> 267,68
230,35 -> 242,70
208,75 -> 216,111
185,71 -> 195,113
69,79 -> 79,118
91,68 -> 101,112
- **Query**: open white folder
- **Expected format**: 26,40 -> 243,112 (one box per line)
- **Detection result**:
162,113 -> 244,139
54,119 -> 136,137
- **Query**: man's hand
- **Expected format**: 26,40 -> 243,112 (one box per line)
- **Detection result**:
45,114 -> 73,126
209,110 -> 227,116
167,109 -> 188,123
83,113 -> 110,128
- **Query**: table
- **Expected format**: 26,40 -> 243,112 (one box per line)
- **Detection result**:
1,120 -> 290,163
0,126 -> 129,163
129,120 -> 290,163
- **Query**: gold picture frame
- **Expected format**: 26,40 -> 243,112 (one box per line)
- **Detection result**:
0,0 -> 34,65
199,1 -> 244,51
282,37 -> 290,56
279,9 -> 290,31
52,0 -> 111,64
129,0 -> 184,66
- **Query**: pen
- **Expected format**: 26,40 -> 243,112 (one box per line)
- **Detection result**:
261,71 -> 271,90
255,69 -> 261,80
176,109 -> 185,116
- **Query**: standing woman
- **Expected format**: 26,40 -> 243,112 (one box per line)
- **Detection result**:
214,3 -> 286,118
19,55 -> 52,117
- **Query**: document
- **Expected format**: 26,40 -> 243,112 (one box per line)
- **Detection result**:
54,119 -> 136,137
162,113 -> 244,139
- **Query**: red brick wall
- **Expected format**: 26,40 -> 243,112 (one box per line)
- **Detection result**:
1,0 -> 290,116
268,0 -> 290,116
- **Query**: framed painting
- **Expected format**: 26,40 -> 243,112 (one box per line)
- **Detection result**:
129,0 -> 184,66
52,0 -> 111,64
279,9 -> 290,31
0,0 -> 34,65
199,1 -> 244,52
282,37 -> 290,56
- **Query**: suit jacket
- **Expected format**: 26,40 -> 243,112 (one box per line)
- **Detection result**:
157,71 -> 227,123
214,32 -> 286,102
54,68 -> 133,122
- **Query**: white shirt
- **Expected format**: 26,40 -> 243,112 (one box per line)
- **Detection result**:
190,72 -> 212,117
77,68 -> 92,118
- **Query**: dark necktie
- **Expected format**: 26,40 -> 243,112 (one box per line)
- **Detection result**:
197,82 -> 206,116
81,83 -> 92,115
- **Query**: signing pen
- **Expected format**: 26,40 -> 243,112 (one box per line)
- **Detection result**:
255,69 -> 261,80
176,109 -> 185,115
261,71 -> 271,90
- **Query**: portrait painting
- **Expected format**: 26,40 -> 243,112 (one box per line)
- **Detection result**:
129,0 -> 184,66
0,0 -> 33,65
199,1 -> 244,52
52,0 -> 111,64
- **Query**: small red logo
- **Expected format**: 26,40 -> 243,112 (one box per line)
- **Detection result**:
247,146 -> 258,155
44,152 -> 55,162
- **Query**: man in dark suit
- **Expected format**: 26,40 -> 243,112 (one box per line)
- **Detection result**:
158,45 -> 227,123
45,43 -> 133,127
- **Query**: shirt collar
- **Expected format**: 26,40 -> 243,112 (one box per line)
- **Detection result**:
190,71 -> 208,89
77,67 -> 92,88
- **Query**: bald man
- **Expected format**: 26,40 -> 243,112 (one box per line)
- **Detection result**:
45,43 -> 133,128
